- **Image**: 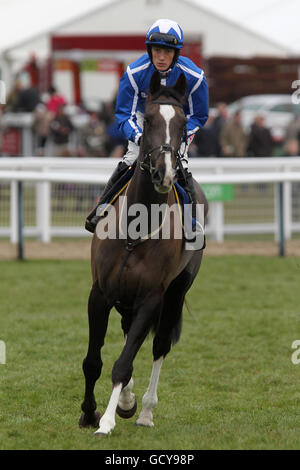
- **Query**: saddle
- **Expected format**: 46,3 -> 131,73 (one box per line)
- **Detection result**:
96,165 -> 201,244
98,164 -> 193,219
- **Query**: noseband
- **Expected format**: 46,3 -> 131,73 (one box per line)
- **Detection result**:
140,100 -> 187,174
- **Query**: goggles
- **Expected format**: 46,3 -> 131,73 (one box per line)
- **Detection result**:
148,32 -> 181,46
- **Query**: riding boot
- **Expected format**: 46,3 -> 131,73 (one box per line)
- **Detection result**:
177,168 -> 205,247
85,160 -> 130,233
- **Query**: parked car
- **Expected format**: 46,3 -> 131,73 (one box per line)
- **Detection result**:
227,94 -> 300,142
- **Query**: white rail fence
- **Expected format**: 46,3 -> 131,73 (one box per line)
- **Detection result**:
0,157 -> 300,248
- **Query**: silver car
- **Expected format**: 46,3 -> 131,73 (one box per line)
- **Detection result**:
227,94 -> 300,142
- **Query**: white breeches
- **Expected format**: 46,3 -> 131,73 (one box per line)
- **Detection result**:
122,140 -> 190,169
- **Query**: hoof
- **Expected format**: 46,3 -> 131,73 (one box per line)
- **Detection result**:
78,411 -> 101,428
135,413 -> 154,427
94,431 -> 109,437
135,421 -> 154,427
116,395 -> 137,419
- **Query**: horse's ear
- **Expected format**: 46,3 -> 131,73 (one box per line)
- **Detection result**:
173,73 -> 186,97
149,71 -> 161,96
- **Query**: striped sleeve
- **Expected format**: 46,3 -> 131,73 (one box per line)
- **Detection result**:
177,64 -> 209,137
115,66 -> 143,144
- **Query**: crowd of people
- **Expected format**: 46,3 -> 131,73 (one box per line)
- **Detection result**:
0,82 -> 299,159
0,82 -> 127,158
188,102 -> 300,158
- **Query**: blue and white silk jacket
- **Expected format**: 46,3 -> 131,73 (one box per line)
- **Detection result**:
115,53 -> 209,145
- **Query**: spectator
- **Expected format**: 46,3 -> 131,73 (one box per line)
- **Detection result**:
79,112 -> 109,158
98,98 -> 127,157
247,115 -> 273,157
211,102 -> 229,156
14,84 -> 40,112
220,110 -> 247,157
285,114 -> 300,144
5,79 -> 23,112
98,100 -> 115,126
46,86 -> 67,117
106,119 -> 127,157
188,116 -> 217,157
32,102 -> 52,156
49,104 -> 74,156
283,138 -> 299,156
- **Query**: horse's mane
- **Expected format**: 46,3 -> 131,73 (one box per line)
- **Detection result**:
149,85 -> 184,104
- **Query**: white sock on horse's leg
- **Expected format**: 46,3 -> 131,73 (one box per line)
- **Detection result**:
114,335 -> 136,414
94,383 -> 122,435
136,356 -> 164,427
118,377 -> 136,411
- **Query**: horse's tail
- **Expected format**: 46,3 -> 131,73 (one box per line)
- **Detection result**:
171,295 -> 193,344
150,302 -> 183,346
151,267 -> 195,345
170,311 -> 183,346
184,297 -> 192,316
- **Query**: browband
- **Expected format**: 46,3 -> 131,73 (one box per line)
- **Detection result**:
150,100 -> 183,109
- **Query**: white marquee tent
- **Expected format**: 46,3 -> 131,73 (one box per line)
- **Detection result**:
0,0 -> 296,56
0,0 -> 298,97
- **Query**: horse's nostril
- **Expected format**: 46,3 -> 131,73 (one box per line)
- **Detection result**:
152,169 -> 163,184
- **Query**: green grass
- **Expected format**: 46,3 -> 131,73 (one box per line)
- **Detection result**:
0,256 -> 300,449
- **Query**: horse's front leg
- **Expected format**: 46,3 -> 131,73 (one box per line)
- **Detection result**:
116,334 -> 137,418
116,377 -> 137,418
94,292 -> 162,436
79,282 -> 110,428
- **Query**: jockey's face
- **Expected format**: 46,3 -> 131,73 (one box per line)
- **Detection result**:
151,46 -> 176,71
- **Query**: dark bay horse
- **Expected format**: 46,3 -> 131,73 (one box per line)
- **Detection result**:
79,71 -> 208,436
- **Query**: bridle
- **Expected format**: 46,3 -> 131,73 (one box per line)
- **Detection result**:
115,100 -> 188,304
140,99 -> 187,175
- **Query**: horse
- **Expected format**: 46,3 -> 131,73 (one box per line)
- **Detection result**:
79,71 -> 208,436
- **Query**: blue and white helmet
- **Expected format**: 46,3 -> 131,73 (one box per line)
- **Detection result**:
145,19 -> 184,50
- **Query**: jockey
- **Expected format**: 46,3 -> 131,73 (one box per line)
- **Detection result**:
85,18 -> 209,233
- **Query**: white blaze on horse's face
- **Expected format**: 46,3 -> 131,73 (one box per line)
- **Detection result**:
158,104 -> 176,191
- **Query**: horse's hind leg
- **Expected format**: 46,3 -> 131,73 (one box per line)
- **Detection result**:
136,270 -> 193,427
79,281 -> 110,428
135,356 -> 164,427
